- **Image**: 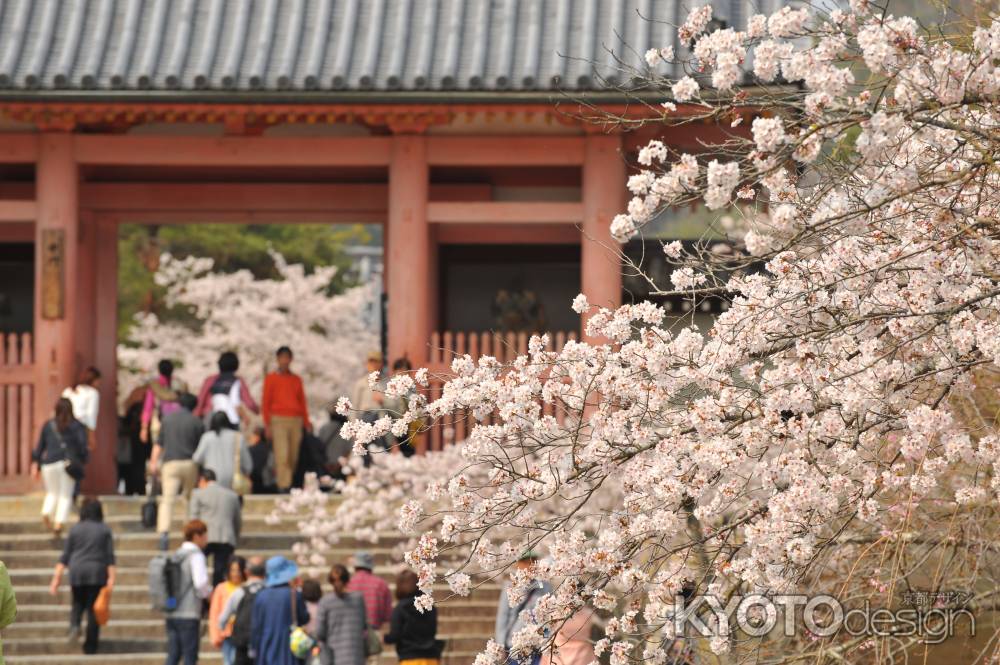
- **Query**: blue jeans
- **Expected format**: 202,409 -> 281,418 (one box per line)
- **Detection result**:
222,638 -> 236,665
165,618 -> 201,665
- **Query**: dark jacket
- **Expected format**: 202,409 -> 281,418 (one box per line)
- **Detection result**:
157,408 -> 205,462
32,419 -> 88,466
385,594 -> 443,661
59,520 -> 115,587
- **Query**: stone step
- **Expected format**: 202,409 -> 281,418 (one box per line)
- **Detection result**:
12,584 -> 502,606
0,530 -> 409,552
8,564 -> 436,587
0,494 -> 296,518
0,514 -> 304,535
4,612 -> 496,640
1,549 -> 303,568
3,634 -> 488,656
0,532 -> 337,551
0,546 -> 407,567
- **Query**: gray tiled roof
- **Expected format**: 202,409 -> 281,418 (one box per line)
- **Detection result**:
0,0 -> 775,96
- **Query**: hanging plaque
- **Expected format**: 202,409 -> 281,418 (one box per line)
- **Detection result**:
41,229 -> 64,319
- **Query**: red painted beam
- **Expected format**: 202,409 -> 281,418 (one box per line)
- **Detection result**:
426,136 -> 585,165
436,223 -> 581,244
427,201 -> 583,224
0,134 -> 38,163
0,200 -> 36,222
81,183 -> 388,211
73,135 -> 393,166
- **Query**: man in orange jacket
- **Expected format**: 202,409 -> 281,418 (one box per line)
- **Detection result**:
262,346 -> 311,492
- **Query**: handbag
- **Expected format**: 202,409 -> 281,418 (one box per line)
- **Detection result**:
141,476 -> 159,529
231,434 -> 252,496
52,423 -> 85,481
364,622 -> 383,657
93,587 -> 111,626
116,430 -> 133,465
288,588 -> 316,659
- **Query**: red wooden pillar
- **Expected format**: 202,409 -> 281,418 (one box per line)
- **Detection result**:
387,134 -> 431,366
34,134 -> 79,436
581,134 -> 625,341
90,217 -> 119,493
75,210 -> 98,369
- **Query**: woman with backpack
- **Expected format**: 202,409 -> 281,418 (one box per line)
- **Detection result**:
385,569 -> 445,665
48,498 -> 116,655
30,398 -> 89,535
194,352 -> 259,429
141,359 -> 186,443
192,412 -> 253,492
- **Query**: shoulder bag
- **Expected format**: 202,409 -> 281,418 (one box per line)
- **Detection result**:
52,422 -> 85,481
230,433 -> 251,496
289,588 -> 316,659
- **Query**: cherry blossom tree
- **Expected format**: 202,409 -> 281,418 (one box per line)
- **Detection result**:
118,251 -> 379,420
277,5 -> 1000,663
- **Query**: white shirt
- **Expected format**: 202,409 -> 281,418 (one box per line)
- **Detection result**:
61,385 -> 100,431
179,541 -> 212,599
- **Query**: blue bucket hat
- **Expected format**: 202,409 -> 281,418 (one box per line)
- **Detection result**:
265,555 -> 299,587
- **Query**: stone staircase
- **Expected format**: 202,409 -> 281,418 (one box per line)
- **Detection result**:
0,495 -> 493,664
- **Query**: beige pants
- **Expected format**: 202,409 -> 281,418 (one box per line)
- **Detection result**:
157,459 -> 198,534
271,415 -> 303,489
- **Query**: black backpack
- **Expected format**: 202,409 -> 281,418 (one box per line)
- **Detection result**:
230,584 -> 262,648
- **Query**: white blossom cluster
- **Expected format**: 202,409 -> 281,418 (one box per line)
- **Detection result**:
118,251 -> 378,420
279,7 -> 1000,664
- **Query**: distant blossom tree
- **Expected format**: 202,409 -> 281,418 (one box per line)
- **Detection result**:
275,5 -> 1000,664
119,251 -> 378,420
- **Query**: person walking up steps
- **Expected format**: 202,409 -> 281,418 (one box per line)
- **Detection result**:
195,352 -> 260,429
250,556 -> 310,665
495,550 -> 553,665
142,359 -> 187,444
161,519 -> 213,665
193,413 -> 252,493
209,556 -> 246,665
31,398 -> 89,535
189,469 -> 242,587
347,551 -> 392,631
62,367 -> 101,453
218,556 -> 266,665
316,564 -> 367,665
151,393 -> 204,551
385,569 -> 445,665
48,498 -> 116,655
262,346 -> 311,492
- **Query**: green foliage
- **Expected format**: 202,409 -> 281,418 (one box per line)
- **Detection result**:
117,223 -> 371,340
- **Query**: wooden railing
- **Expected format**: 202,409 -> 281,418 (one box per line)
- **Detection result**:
0,333 -> 35,486
422,330 -> 577,451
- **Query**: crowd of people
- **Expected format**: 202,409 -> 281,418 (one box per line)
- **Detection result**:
30,346 -> 416,540
13,346 -> 603,665
154,517 -> 442,665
